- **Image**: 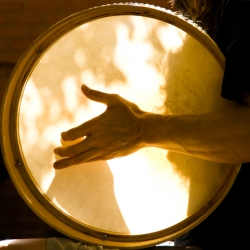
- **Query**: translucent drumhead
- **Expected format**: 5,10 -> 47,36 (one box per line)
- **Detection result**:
1,4 -> 240,247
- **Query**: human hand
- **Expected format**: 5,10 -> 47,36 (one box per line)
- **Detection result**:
53,84 -> 145,169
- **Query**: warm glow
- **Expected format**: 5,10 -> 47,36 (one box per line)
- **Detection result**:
18,15 -> 228,235
157,25 -> 185,53
108,148 -> 190,233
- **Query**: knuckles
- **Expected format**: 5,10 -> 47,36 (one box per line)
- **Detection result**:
110,93 -> 120,99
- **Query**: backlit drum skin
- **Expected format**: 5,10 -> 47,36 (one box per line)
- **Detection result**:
1,3 -> 240,248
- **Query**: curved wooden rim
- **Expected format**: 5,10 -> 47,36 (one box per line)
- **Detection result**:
0,3 -> 239,248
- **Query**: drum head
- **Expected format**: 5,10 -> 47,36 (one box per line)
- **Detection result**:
1,3 -> 240,248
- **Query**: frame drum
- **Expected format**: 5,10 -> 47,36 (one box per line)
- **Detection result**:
1,3 -> 240,248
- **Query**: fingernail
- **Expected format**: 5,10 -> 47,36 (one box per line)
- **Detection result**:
53,162 -> 60,169
61,132 -> 67,140
54,147 -> 60,155
82,84 -> 89,92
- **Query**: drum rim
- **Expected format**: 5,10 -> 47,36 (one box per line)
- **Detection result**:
0,3 -> 239,248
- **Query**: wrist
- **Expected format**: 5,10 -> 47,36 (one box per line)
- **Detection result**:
139,113 -> 173,148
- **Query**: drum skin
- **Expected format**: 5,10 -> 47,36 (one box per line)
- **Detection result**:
0,3 -> 240,248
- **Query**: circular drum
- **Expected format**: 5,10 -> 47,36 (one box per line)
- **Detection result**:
1,3 -> 240,248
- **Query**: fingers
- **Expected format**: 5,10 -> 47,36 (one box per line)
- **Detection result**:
62,84 -> 123,141
61,119 -> 93,141
54,135 -> 92,157
82,85 -> 143,114
82,84 -> 117,106
53,148 -> 100,169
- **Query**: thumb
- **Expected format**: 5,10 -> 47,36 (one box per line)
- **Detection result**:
81,84 -> 115,105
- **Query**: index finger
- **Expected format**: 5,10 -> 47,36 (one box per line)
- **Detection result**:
82,84 -> 117,106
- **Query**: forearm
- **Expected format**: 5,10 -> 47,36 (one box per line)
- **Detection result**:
53,87 -> 250,168
141,103 -> 250,164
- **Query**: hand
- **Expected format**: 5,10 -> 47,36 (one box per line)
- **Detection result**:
53,84 -> 145,169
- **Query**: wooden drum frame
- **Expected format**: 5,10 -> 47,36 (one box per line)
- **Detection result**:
0,3 -> 240,248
